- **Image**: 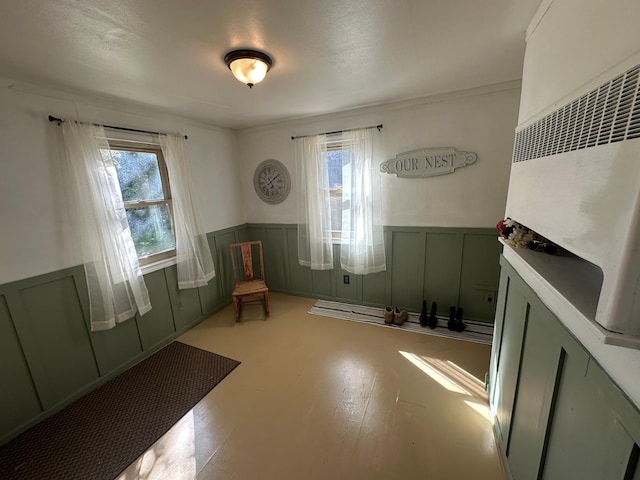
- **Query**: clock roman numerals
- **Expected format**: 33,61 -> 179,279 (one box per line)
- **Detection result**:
253,160 -> 291,204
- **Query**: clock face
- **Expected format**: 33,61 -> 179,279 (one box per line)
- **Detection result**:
254,159 -> 291,204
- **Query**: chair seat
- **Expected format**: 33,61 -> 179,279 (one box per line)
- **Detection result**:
232,280 -> 268,296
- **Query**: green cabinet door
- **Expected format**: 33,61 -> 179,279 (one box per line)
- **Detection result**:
492,281 -> 528,450
506,297 -> 564,480
539,337 -> 631,480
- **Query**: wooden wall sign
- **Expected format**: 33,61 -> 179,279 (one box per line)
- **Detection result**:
380,147 -> 477,178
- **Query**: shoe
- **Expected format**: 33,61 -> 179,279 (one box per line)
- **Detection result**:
420,300 -> 428,327
394,307 -> 408,326
448,306 -> 457,331
428,302 -> 438,329
455,307 -> 466,332
384,306 -> 394,324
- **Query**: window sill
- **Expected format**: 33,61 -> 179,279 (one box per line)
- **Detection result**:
141,256 -> 177,276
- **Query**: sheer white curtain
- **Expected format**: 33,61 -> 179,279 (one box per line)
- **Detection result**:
160,134 -> 216,288
340,128 -> 386,274
295,134 -> 334,269
61,121 -> 151,331
295,128 -> 386,275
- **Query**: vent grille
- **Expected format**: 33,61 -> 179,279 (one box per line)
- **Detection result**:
514,65 -> 640,163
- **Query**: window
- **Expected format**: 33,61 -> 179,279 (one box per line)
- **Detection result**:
324,139 -> 355,242
101,142 -> 176,265
295,127 -> 385,274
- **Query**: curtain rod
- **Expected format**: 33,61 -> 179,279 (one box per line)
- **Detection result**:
291,124 -> 383,140
48,115 -> 188,140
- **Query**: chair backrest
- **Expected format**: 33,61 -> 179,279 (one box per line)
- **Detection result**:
229,240 -> 265,283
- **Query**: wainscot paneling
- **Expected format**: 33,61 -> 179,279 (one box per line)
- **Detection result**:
0,293 -> 42,439
491,257 -> 640,480
0,222 -> 498,446
0,223 -> 247,446
247,224 -> 501,321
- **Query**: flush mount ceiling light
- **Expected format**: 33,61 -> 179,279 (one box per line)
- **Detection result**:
224,49 -> 273,88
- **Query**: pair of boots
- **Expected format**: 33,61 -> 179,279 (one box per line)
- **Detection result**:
419,300 -> 438,329
384,306 -> 408,326
448,306 -> 466,332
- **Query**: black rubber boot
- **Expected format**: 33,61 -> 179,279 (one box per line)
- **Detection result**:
455,307 -> 466,332
420,300 -> 428,327
428,302 -> 438,329
448,306 -> 456,331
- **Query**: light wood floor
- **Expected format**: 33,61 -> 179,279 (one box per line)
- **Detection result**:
118,293 -> 506,480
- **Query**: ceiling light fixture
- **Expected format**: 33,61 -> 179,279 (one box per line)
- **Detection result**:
224,49 -> 273,88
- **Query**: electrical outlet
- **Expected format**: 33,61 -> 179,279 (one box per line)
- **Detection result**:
343,275 -> 350,284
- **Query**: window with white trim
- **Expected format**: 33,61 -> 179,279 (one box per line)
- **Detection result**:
101,141 -> 176,264
324,139 -> 355,242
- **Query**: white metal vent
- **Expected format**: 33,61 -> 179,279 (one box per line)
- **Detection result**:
514,64 -> 640,163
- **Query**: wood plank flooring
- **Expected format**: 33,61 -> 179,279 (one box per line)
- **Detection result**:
117,293 -> 506,480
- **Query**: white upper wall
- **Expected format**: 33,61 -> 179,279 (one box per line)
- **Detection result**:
0,85 -> 243,285
519,0 -> 640,125
238,83 -> 521,228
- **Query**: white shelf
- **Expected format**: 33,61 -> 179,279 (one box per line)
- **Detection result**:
501,239 -> 640,410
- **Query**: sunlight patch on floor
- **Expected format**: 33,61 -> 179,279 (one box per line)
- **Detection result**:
399,350 -> 494,424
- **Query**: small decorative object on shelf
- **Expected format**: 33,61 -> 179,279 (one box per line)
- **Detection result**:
496,218 -> 561,255
527,239 -> 559,255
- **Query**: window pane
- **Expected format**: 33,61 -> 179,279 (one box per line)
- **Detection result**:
325,150 -> 343,188
126,204 -> 175,258
324,147 -> 355,238
110,149 -> 165,201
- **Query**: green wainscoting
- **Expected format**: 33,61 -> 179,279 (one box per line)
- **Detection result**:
248,224 -> 502,322
491,257 -> 640,480
0,224 -> 249,446
0,222 -> 502,446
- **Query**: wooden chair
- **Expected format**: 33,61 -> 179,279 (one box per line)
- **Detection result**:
229,240 -> 270,321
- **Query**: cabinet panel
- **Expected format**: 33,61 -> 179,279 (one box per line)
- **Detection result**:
493,286 -> 528,449
540,339 -> 629,480
494,257 -> 640,480
507,300 -> 565,480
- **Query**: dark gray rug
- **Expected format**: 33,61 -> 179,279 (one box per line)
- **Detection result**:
0,341 -> 240,480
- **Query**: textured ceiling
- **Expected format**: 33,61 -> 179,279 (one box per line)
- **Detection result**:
0,0 -> 541,129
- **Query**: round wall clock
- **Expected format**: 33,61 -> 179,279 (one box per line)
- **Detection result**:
253,159 -> 291,204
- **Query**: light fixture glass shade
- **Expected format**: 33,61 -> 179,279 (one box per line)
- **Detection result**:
224,49 -> 273,88
229,58 -> 268,86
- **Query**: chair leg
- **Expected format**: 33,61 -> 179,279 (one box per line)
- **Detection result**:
233,296 -> 240,321
264,291 -> 270,317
